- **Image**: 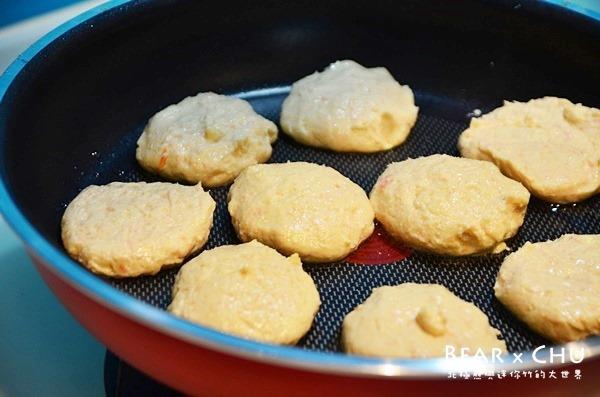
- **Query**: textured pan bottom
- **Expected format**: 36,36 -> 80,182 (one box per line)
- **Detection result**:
101,88 -> 600,353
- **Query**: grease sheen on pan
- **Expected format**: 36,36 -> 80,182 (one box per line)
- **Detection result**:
169,240 -> 320,344
495,234 -> 600,343
342,283 -> 507,358
280,60 -> 418,152
370,155 -> 530,256
61,182 -> 215,277
228,162 -> 374,263
458,97 -> 600,203
136,92 -> 278,187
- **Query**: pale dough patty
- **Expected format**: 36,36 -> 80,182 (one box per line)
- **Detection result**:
342,283 -> 507,358
495,234 -> 600,343
370,155 -> 530,256
61,182 -> 215,277
228,162 -> 374,263
280,60 -> 418,152
168,240 -> 320,344
136,92 -> 278,187
458,97 -> 600,203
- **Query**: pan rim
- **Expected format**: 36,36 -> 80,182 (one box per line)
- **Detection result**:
0,0 -> 599,378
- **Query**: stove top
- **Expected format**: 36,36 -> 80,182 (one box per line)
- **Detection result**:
104,351 -> 181,396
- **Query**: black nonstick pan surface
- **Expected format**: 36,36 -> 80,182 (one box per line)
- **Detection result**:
1,0 -> 599,361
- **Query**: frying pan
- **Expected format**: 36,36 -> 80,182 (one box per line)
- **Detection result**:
1,0 -> 599,395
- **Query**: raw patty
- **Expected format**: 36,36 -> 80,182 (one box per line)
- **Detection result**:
458,97 -> 600,203
168,240 -> 320,344
495,234 -> 600,343
228,162 -> 374,262
280,60 -> 418,152
342,283 -> 507,358
61,182 -> 215,277
370,154 -> 530,256
136,92 -> 278,187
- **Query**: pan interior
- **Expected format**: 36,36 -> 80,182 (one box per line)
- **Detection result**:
106,87 -> 599,353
